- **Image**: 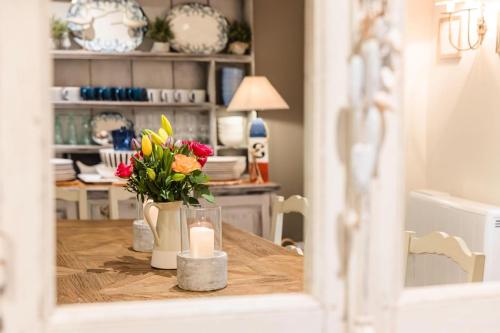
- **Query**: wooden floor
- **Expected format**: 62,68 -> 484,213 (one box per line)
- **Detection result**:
57,220 -> 303,304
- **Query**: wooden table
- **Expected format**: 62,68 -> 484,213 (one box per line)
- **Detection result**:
57,220 -> 303,304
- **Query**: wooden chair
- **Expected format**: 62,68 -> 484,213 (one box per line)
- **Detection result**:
404,231 -> 485,283
109,186 -> 137,220
55,187 -> 88,220
270,195 -> 309,246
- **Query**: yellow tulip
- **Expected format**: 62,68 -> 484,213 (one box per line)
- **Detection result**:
151,132 -> 165,145
142,135 -> 152,156
161,114 -> 174,136
158,128 -> 168,142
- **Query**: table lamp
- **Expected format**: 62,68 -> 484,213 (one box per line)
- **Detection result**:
226,76 -> 289,183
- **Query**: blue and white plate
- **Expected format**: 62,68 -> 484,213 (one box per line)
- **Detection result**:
66,0 -> 147,53
167,3 -> 228,55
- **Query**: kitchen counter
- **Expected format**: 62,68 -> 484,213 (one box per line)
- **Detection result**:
57,219 -> 303,304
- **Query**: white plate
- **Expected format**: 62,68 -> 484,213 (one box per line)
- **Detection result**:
167,3 -> 228,55
67,0 -> 147,53
206,156 -> 246,163
78,173 -> 126,184
51,158 -> 73,166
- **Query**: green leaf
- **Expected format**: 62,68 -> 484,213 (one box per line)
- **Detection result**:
202,193 -> 215,203
190,173 -> 209,184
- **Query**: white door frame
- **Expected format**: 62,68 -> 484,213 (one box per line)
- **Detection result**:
0,0 -> 350,332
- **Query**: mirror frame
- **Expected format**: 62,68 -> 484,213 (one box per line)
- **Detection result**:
350,0 -> 500,332
0,0 -> 351,332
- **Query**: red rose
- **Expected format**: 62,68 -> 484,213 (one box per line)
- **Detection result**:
198,156 -> 208,167
115,162 -> 133,178
190,141 -> 213,158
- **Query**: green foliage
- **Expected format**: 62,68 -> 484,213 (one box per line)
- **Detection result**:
147,17 -> 174,43
228,21 -> 252,44
51,17 -> 68,40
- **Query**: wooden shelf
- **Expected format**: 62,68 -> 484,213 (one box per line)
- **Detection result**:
52,50 -> 253,63
54,101 -> 213,110
54,144 -> 108,153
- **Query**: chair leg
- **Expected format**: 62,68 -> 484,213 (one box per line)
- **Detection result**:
78,189 -> 88,220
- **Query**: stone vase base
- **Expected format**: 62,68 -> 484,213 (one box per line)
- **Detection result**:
176,250 -> 228,291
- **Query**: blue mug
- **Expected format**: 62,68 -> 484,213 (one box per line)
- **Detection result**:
116,87 -> 129,101
128,87 -> 148,101
99,87 -> 115,101
92,87 -> 104,100
112,127 -> 135,151
80,86 -> 96,100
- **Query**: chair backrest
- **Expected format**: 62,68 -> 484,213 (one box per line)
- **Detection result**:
109,186 -> 137,220
55,187 -> 88,219
404,231 -> 485,283
271,195 -> 308,245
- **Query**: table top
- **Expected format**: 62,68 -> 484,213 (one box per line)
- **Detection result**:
57,220 -> 303,304
56,179 -> 280,195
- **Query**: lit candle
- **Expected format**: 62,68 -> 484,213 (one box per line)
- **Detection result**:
190,225 -> 214,258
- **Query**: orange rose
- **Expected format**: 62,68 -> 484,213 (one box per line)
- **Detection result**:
171,154 -> 201,174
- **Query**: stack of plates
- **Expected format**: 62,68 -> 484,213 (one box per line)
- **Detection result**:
203,156 -> 246,181
51,158 -> 76,181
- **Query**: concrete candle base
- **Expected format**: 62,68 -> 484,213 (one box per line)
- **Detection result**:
176,250 -> 228,291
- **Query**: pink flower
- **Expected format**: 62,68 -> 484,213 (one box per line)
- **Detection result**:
115,162 -> 133,178
198,156 -> 208,167
190,141 -> 213,158
130,152 -> 141,167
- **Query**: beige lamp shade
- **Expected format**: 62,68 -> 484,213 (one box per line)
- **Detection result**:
226,76 -> 289,111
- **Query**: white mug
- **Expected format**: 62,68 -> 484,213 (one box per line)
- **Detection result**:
174,89 -> 190,104
147,88 -> 162,103
61,86 -> 81,102
189,89 -> 206,103
51,87 -> 64,102
161,89 -> 175,103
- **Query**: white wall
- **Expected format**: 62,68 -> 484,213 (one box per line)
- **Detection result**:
405,1 -> 500,206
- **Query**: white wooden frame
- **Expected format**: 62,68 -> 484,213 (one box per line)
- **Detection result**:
358,1 -> 500,333
0,0 -> 350,332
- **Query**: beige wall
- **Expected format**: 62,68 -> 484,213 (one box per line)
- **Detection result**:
254,0 -> 305,240
405,1 -> 500,206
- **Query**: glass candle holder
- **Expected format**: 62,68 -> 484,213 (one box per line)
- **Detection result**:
181,205 -> 222,258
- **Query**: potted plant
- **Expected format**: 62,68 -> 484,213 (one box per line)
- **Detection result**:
51,17 -> 71,49
227,21 -> 252,55
115,114 -> 215,269
147,17 -> 174,53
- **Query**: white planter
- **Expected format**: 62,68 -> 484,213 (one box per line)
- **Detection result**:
132,219 -> 154,252
228,41 -> 249,55
151,42 -> 170,53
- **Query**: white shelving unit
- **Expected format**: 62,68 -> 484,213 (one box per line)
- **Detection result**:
52,0 -> 255,155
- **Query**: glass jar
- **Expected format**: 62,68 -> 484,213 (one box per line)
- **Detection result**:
180,205 -> 222,258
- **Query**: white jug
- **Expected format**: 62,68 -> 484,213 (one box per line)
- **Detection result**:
144,201 -> 182,269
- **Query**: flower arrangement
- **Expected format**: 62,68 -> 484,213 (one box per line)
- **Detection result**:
115,115 -> 215,205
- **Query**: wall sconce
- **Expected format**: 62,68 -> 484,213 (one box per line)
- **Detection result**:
435,0 -> 487,51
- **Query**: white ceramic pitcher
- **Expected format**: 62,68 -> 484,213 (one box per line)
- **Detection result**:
144,201 -> 182,269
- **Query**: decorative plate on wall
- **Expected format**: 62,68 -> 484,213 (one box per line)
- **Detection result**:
167,3 -> 228,55
66,0 -> 147,53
